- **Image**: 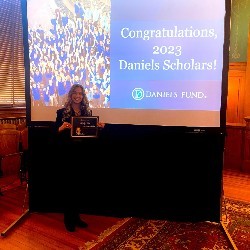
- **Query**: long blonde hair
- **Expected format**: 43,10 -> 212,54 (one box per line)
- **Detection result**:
62,84 -> 91,121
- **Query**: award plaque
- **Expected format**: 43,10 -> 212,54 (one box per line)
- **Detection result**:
71,116 -> 99,138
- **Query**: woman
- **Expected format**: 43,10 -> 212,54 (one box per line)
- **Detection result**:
55,83 -> 92,232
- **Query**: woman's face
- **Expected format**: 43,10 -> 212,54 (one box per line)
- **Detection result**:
71,87 -> 83,104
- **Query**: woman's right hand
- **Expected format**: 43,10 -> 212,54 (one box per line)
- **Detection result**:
58,122 -> 72,132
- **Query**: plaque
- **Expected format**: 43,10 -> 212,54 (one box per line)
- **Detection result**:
71,116 -> 99,138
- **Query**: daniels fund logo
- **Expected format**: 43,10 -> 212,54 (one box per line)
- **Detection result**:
132,88 -> 144,100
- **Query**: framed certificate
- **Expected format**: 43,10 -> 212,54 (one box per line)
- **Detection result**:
71,116 -> 99,138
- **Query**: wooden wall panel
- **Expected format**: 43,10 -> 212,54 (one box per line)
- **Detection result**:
224,124 -> 245,171
243,26 -> 250,118
243,117 -> 250,173
226,63 -> 246,124
224,30 -> 250,173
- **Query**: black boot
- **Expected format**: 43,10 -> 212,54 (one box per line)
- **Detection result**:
75,217 -> 88,228
64,212 -> 76,232
74,213 -> 88,228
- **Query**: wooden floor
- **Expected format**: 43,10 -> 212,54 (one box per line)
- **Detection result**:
0,169 -> 250,250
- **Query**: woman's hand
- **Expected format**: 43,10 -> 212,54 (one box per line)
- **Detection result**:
58,122 -> 72,132
97,122 -> 105,128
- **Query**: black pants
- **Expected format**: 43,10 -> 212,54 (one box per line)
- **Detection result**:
58,141 -> 85,222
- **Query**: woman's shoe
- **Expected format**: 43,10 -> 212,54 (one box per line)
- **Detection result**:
64,221 -> 75,232
64,213 -> 76,232
76,219 -> 88,228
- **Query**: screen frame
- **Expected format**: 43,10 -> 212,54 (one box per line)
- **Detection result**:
21,0 -> 231,133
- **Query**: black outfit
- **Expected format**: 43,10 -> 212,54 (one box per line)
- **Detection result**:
55,107 -> 90,232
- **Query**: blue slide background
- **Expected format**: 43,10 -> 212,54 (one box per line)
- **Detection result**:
110,0 -> 225,110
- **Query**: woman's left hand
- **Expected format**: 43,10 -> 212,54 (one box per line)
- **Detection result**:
97,122 -> 105,128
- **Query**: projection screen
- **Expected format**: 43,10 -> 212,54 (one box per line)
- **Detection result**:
23,0 -> 229,127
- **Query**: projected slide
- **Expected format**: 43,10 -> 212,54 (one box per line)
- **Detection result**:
110,1 -> 224,111
25,0 -> 227,126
